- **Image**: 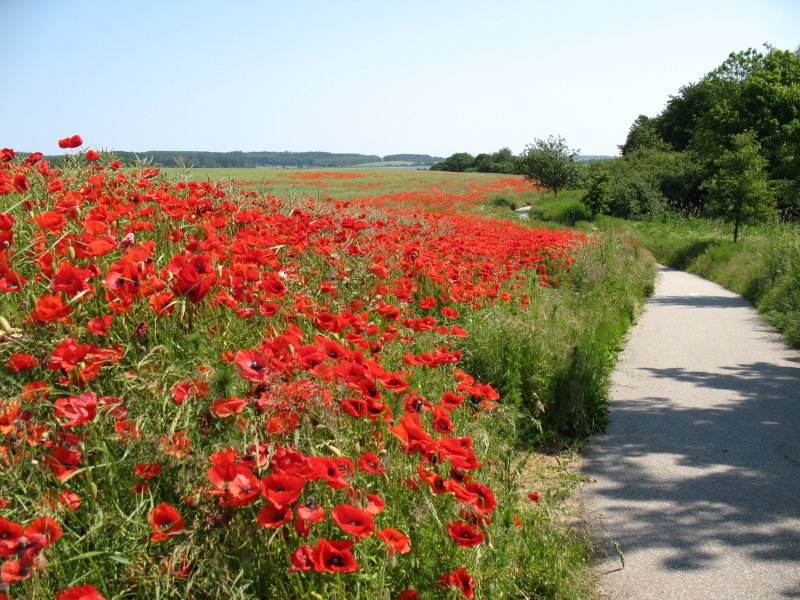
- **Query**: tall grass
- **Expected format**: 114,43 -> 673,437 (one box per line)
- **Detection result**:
460,235 -> 657,443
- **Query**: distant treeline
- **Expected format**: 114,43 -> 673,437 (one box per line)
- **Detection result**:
41,150 -> 444,168
431,148 -> 610,174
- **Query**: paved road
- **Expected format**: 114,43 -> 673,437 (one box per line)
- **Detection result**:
514,205 -> 531,218
582,265 -> 800,599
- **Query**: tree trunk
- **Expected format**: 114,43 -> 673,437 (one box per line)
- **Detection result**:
734,215 -> 740,243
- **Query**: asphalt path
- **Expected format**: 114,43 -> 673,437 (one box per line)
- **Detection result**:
582,265 -> 800,599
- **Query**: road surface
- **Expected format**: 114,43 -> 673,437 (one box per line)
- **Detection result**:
582,265 -> 800,599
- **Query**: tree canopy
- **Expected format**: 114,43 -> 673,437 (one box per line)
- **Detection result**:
585,44 -> 800,232
518,136 -> 580,197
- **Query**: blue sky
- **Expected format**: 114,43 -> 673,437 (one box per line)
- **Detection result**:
1,0 -> 798,157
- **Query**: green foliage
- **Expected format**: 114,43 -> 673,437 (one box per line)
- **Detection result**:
432,148 -> 520,174
581,171 -> 610,216
616,44 -> 800,224
701,131 -> 776,241
519,136 -> 581,197
430,152 -> 476,172
619,115 -> 671,155
591,150 -> 700,219
490,196 -> 519,211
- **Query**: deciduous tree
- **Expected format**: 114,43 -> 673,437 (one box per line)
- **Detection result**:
519,136 -> 580,197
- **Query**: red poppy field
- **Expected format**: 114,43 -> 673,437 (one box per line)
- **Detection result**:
0,140 -> 653,599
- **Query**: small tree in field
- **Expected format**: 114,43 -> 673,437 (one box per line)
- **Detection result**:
519,135 -> 580,197
701,131 -> 776,242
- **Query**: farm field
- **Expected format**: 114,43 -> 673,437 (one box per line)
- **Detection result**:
0,144 -> 655,599
158,166 -> 539,206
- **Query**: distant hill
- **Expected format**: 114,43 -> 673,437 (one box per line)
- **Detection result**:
382,154 -> 444,164
39,150 -> 444,168
576,154 -> 615,163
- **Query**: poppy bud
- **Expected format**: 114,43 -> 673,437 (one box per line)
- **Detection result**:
68,245 -> 76,261
0,316 -> 12,336
327,444 -> 343,457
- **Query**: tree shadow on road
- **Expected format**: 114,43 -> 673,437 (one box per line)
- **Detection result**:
583,359 -> 800,597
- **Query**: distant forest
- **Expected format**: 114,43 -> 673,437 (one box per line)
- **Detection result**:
42,150 -> 444,168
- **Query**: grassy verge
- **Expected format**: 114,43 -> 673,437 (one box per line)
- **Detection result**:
460,230 -> 657,443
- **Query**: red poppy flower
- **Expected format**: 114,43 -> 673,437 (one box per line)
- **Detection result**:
437,567 -> 476,598
58,134 -> 83,149
12,174 -> 29,193
528,492 -> 540,504
376,528 -> 411,555
437,436 -> 480,471
48,338 -> 91,372
24,516 -> 62,547
1,558 -> 32,583
57,489 -> 81,511
170,379 -> 208,405
297,501 -> 325,522
270,445 -> 315,478
446,520 -> 485,547
431,405 -> 455,434
0,271 -> 25,292
340,396 -> 368,418
256,501 -> 293,529
47,446 -> 82,481
160,430 -> 191,458
85,149 -> 100,162
379,371 -> 409,392
87,314 -> 113,336
134,463 -> 161,479
357,451 -> 386,475
52,262 -> 93,297
56,584 -> 106,600
397,591 -> 421,600
234,349 -> 271,383
363,491 -> 385,515
331,503 -> 374,540
207,460 -> 260,508
261,472 -> 305,507
439,391 -> 464,410
310,538 -> 359,573
289,544 -> 313,572
6,353 -> 39,373
308,455 -> 350,489
54,392 -> 98,428
0,517 -> 23,557
149,503 -> 184,542
167,252 -> 216,303
209,396 -> 247,418
388,412 -> 435,455
29,293 -> 72,323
